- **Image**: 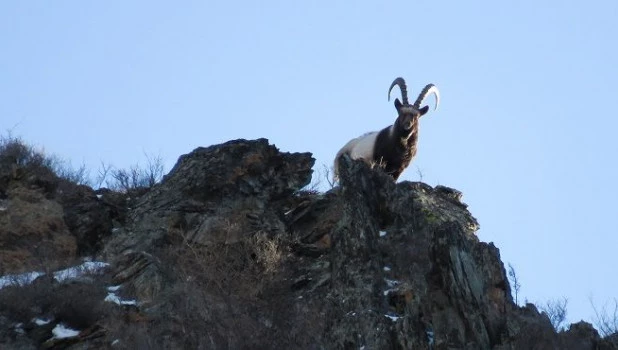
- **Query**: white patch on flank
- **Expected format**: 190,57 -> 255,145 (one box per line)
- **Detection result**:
379,230 -> 387,237
96,194 -> 103,199
349,132 -> 378,161
383,266 -> 391,272
333,131 -> 380,181
112,339 -> 120,346
51,323 -> 80,339
107,285 -> 121,292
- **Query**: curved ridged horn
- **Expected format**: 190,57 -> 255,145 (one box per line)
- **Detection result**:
413,84 -> 440,111
388,77 -> 409,105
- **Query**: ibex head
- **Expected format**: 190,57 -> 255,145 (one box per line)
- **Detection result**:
388,77 -> 440,131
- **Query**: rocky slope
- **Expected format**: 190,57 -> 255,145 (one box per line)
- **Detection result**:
0,138 -> 616,349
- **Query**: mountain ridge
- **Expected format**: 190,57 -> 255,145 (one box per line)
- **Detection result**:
0,138 -> 615,349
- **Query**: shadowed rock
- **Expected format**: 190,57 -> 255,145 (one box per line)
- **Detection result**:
1,139 -> 616,349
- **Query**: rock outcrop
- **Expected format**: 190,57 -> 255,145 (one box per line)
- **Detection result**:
0,138 -> 616,349
0,184 -> 77,273
0,169 -> 114,273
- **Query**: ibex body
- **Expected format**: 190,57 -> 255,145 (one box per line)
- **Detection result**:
334,77 -> 439,181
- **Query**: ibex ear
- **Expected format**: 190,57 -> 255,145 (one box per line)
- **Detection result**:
394,98 -> 403,112
419,105 -> 430,116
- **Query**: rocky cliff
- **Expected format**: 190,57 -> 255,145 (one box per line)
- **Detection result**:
0,138 -> 615,349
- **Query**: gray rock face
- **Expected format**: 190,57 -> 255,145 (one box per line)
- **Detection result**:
319,154 -> 502,349
102,138 -> 315,257
1,138 -> 616,349
58,182 -> 113,255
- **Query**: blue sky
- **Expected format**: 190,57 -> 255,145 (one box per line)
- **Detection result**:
1,1 -> 617,326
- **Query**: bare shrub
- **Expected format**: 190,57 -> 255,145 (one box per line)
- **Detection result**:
252,232 -> 283,275
0,133 -> 167,191
0,280 -> 47,323
104,153 -> 165,192
116,228 -> 291,348
507,263 -> 521,305
52,160 -> 90,185
51,282 -> 109,329
170,231 -> 284,299
0,134 -> 54,180
415,165 -> 424,181
538,297 -> 568,332
298,163 -> 337,195
0,134 -> 43,167
0,134 -> 91,187
322,164 -> 336,189
93,162 -> 113,189
299,170 -> 322,195
0,274 -> 109,329
590,297 -> 618,337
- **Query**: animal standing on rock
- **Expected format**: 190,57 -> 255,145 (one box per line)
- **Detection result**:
334,77 -> 440,181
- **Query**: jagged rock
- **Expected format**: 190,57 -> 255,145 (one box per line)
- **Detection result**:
98,141 -> 618,349
0,167 -> 115,274
110,251 -> 166,305
605,333 -> 618,348
1,138 -> 616,349
57,182 -> 113,255
102,138 -> 314,257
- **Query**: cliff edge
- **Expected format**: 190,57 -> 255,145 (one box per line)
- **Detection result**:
0,139 -> 615,349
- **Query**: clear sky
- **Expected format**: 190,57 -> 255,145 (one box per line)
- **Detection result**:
1,1 -> 617,326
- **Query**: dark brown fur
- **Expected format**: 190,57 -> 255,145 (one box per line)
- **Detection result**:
373,102 -> 429,180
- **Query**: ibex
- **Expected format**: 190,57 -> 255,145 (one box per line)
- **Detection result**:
334,77 -> 439,181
